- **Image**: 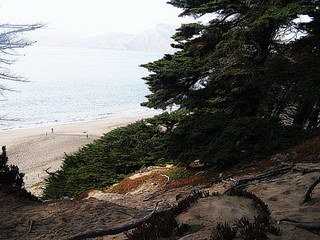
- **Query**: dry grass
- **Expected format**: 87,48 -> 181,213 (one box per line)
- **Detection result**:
107,170 -> 211,194
74,188 -> 95,200
285,136 -> 320,163
107,173 -> 167,194
223,136 -> 320,177
165,175 -> 210,190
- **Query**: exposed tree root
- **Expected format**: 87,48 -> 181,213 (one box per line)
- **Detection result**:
69,165 -> 320,240
27,219 -> 34,234
300,177 -> 320,205
69,203 -> 163,240
225,165 -> 320,193
278,219 -> 320,232
69,191 -> 211,240
225,167 -> 292,192
293,167 -> 320,175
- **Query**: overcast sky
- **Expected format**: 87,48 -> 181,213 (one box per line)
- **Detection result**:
0,0 -> 190,35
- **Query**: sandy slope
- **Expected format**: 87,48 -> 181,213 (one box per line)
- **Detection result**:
1,161 -> 319,240
0,115 -> 152,196
1,123 -> 319,239
0,191 -> 147,240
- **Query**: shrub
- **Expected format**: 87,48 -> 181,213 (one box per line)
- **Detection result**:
162,113 -> 309,170
0,146 -> 38,201
0,146 -> 24,188
43,112 -> 184,199
44,111 -> 309,199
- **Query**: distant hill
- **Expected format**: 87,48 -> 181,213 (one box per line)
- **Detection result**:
125,24 -> 177,52
31,24 -> 177,53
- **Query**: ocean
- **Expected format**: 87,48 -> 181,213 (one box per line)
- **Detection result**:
0,47 -> 163,131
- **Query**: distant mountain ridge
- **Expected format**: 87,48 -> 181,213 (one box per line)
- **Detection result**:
32,24 -> 177,53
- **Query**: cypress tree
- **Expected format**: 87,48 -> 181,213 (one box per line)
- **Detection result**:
142,0 -> 320,128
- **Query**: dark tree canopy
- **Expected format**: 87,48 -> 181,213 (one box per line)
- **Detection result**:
0,146 -> 24,188
142,0 -> 320,128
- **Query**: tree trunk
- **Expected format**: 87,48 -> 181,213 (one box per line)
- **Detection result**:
307,107 -> 320,129
293,101 -> 313,128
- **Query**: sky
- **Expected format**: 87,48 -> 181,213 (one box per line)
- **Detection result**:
0,0 -> 190,35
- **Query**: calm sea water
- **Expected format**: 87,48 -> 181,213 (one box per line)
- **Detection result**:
0,47 -> 163,131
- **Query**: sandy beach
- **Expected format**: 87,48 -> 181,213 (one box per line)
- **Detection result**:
0,115 -> 152,196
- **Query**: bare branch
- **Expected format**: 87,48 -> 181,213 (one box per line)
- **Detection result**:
69,203 -> 161,240
278,219 -> 320,232
0,22 -> 43,94
300,176 -> 320,205
27,219 -> 34,234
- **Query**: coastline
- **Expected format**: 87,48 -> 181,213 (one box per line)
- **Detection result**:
1,114 -> 154,196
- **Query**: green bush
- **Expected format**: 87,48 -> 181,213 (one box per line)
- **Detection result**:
44,112 -> 309,199
43,112 -> 184,199
0,146 -> 24,188
0,146 -> 38,201
162,114 -> 309,169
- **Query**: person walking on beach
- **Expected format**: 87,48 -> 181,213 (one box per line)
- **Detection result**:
51,128 -> 54,133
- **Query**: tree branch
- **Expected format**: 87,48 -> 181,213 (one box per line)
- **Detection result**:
225,165 -> 320,193
300,176 -> 320,205
225,166 -> 292,192
27,219 -> 34,234
278,219 -> 320,232
68,203 -> 165,240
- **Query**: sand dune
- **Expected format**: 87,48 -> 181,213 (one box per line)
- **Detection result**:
0,115 -> 152,196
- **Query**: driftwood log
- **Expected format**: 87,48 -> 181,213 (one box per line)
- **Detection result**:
300,176 -> 320,205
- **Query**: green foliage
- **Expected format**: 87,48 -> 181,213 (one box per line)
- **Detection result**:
165,167 -> 191,180
126,211 -> 178,240
0,146 -> 24,188
143,0 -> 320,128
0,146 -> 38,201
211,222 -> 237,240
212,189 -> 281,239
43,112 -> 184,199
160,113 -> 309,169
0,184 -> 39,202
44,111 -> 308,199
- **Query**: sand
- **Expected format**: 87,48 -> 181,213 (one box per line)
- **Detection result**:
0,115 -> 152,196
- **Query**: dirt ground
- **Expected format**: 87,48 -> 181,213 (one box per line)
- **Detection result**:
1,162 -> 319,239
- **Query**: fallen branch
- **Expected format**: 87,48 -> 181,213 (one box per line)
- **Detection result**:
143,189 -> 166,202
69,190 -> 209,240
300,176 -> 320,205
209,174 -> 233,185
293,167 -> 320,175
27,220 -> 34,234
278,219 -> 320,232
225,167 -> 292,192
225,165 -> 320,193
69,203 -> 167,240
